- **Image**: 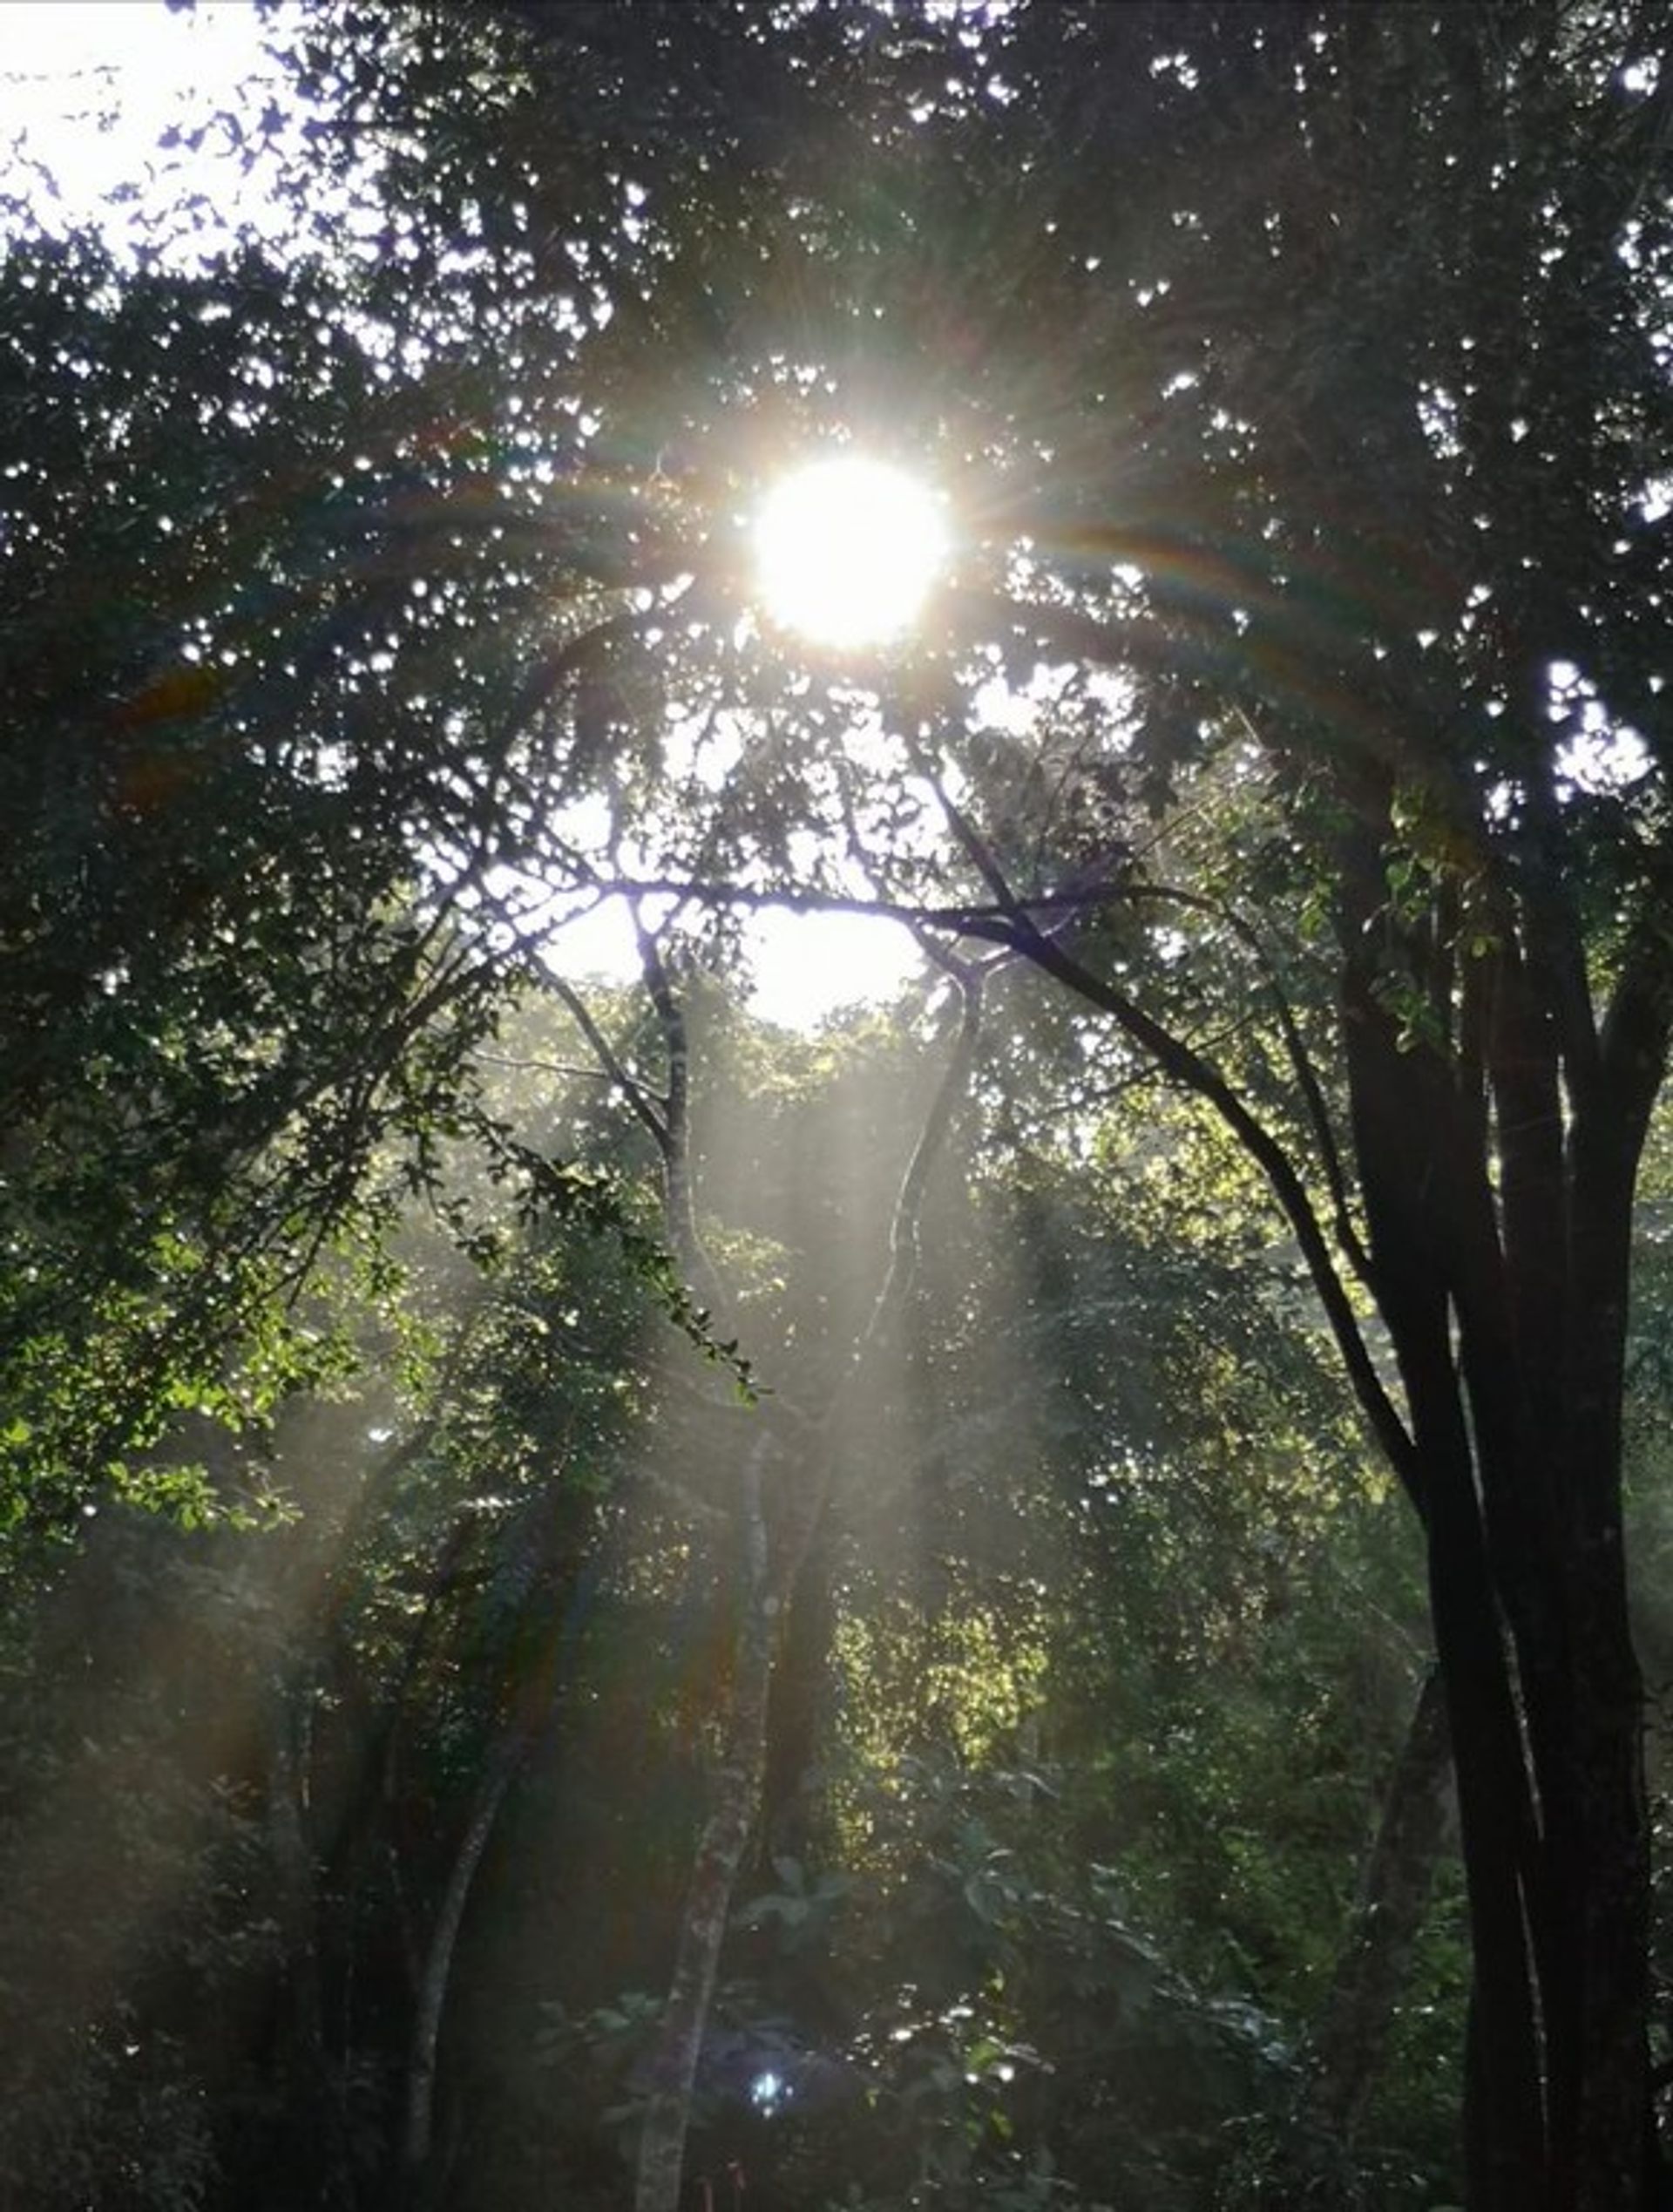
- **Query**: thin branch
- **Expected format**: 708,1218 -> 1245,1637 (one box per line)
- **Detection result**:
573,875 -> 1107,941
1114,880 -> 1372,1287
474,1052 -> 624,1087
916,750 -> 1024,917
538,970 -> 671,1153
892,774 -> 1411,1489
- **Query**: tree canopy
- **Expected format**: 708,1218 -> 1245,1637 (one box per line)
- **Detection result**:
2,5 -> 1671,2210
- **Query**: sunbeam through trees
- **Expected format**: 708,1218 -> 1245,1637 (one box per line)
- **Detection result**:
2,5 -> 1672,2211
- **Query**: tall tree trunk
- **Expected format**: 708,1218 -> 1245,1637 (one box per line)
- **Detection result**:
996,808 -> 1670,2209
1337,885 -> 1668,2212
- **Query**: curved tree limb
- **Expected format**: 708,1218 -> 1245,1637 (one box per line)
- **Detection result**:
1006,913 -> 1420,1505
911,761 -> 1419,1504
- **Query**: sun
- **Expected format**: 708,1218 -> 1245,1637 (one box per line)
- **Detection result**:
755,455 -> 946,649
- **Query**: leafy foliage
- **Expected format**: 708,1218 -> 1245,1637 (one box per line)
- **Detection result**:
4,2 -> 1672,2209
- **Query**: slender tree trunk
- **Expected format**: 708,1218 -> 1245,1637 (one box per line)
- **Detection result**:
1312,1666 -> 1453,2146
400,1713 -> 532,2194
632,1432 -> 779,2212
396,1502 -> 596,2200
268,1691 -> 357,2209
1552,1087 -> 1661,2212
630,966 -> 982,2212
759,1520 -> 837,1870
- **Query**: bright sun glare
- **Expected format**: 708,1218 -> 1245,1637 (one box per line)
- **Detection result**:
755,456 -> 946,649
